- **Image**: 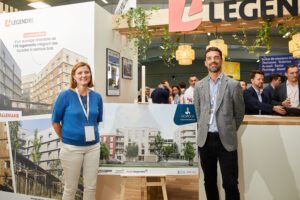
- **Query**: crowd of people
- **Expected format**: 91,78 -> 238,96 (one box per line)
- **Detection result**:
141,63 -> 299,117
240,65 -> 300,116
139,75 -> 199,104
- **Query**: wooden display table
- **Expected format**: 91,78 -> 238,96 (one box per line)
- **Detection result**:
242,115 -> 300,125
120,174 -> 168,200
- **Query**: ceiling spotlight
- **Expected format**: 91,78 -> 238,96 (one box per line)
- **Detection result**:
28,1 -> 51,9
160,45 -> 165,50
265,50 -> 271,54
101,0 -> 109,4
257,59 -> 260,62
207,32 -> 211,36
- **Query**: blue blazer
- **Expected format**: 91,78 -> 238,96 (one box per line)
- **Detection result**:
244,86 -> 273,115
262,84 -> 274,104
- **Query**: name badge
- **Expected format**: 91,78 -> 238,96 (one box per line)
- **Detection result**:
85,126 -> 95,142
208,109 -> 214,125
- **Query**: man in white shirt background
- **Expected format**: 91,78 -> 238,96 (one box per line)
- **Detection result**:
183,75 -> 198,104
272,64 -> 300,116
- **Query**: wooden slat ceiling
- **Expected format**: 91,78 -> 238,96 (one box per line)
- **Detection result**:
115,16 -> 300,37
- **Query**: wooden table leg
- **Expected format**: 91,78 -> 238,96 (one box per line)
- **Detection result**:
120,176 -> 127,200
161,177 -> 168,200
141,177 -> 147,200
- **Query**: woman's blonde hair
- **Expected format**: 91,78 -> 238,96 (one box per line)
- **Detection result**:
70,62 -> 94,89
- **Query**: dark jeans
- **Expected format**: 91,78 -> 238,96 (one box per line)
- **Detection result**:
198,133 -> 240,200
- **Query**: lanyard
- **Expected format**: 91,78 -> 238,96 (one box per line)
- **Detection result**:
210,80 -> 221,110
75,88 -> 89,121
287,85 -> 298,99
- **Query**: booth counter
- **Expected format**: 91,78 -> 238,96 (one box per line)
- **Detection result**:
203,115 -> 300,200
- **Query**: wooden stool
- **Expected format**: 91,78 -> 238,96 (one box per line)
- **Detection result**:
120,174 -> 168,200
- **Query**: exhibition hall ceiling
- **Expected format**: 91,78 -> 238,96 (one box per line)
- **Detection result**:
1,0 -> 298,61
2,0 -> 244,12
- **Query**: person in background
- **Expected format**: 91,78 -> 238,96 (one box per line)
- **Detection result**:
138,87 -> 151,102
183,75 -> 198,104
151,80 -> 172,104
194,47 -> 245,200
52,62 -> 103,200
243,70 -> 286,115
178,81 -> 187,95
171,85 -> 183,104
239,80 -> 247,91
272,65 -> 300,116
262,74 -> 281,103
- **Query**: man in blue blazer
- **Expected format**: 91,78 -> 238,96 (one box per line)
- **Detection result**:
244,70 -> 286,115
262,74 -> 281,103
272,65 -> 300,116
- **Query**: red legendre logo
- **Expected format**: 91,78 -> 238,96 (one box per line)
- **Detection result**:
4,18 -> 33,27
169,0 -> 299,32
0,111 -> 22,121
169,0 -> 203,32
5,20 -> 11,27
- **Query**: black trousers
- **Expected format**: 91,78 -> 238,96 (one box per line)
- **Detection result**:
198,133 -> 240,200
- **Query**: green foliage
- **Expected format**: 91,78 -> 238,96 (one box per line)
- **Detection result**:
30,129 -> 41,164
184,141 -> 196,166
171,143 -> 179,154
232,20 -> 271,55
49,159 -> 61,177
126,143 -> 139,158
162,145 -> 173,161
100,143 -> 109,160
160,26 -> 180,67
277,24 -> 298,39
233,18 -> 300,56
153,133 -> 164,162
117,7 -> 159,62
9,121 -> 21,152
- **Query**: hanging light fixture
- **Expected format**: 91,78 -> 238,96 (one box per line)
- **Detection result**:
176,44 -> 195,65
206,39 -> 228,60
206,27 -> 228,60
289,33 -> 300,58
176,35 -> 195,65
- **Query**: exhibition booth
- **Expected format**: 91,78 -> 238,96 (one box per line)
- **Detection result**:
0,1 -> 300,200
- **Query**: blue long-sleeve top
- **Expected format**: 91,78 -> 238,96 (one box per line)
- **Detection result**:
52,89 -> 103,146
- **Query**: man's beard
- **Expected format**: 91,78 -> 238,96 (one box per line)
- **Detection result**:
209,65 -> 221,73
256,84 -> 263,89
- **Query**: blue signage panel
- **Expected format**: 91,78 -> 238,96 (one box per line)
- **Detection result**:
259,55 -> 300,76
173,104 -> 197,125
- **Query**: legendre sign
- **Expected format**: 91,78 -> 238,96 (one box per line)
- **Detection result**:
169,0 -> 299,32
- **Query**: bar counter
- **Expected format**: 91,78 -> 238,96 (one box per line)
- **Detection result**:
200,115 -> 300,200
243,115 -> 300,125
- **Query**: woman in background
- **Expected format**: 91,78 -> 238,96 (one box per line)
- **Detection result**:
171,85 -> 183,104
52,62 -> 103,200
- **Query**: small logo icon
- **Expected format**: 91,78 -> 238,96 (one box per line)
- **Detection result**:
185,107 -> 191,115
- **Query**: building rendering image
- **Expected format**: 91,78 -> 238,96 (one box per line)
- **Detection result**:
0,122 -> 13,192
8,119 -> 68,199
29,48 -> 87,105
0,39 -> 22,102
100,124 -> 197,164
1,43 -> 88,115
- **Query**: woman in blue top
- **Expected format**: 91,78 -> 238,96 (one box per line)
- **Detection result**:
52,62 -> 103,200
